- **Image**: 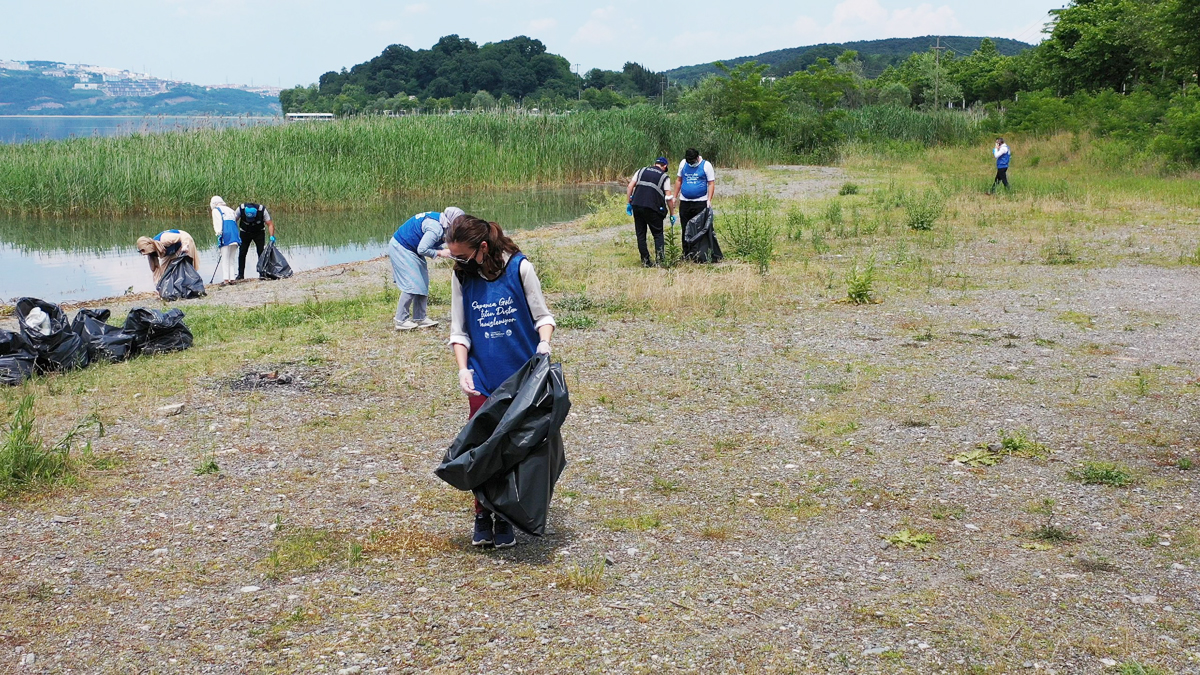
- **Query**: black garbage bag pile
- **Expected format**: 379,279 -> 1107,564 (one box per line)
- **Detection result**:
683,207 -> 723,263
71,309 -> 138,363
256,241 -> 294,280
123,308 -> 193,356
436,354 -> 570,536
3,298 -> 194,386
157,256 -> 207,301
0,330 -> 36,387
15,297 -> 90,373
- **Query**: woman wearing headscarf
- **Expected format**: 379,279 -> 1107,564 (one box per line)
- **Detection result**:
210,196 -> 241,285
446,214 -> 555,548
136,229 -> 200,285
388,206 -> 464,330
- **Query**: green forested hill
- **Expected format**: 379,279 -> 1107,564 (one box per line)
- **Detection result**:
664,36 -> 1034,84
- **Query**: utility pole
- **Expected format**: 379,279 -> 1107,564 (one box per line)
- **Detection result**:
932,37 -> 946,108
573,63 -> 582,99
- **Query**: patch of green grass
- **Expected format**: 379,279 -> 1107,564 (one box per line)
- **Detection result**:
1117,661 -> 1170,675
602,514 -> 661,531
1,395 -> 104,498
558,314 -> 598,330
194,456 -> 220,476
931,504 -> 965,520
785,207 -> 809,240
998,429 -> 1050,458
652,477 -> 683,494
263,528 -> 346,579
838,182 -> 860,196
1059,311 -> 1094,329
1027,525 -> 1081,543
1177,457 -> 1194,471
1069,461 -> 1135,487
885,528 -> 935,550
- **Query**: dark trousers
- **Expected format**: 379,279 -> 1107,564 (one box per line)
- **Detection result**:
632,205 -> 666,266
990,168 -> 1009,193
679,200 -> 707,248
237,228 -> 266,278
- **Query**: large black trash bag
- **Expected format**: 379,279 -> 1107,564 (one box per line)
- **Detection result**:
256,241 -> 294,280
436,354 -> 570,536
14,297 -> 90,373
157,256 -> 206,301
71,309 -> 137,363
0,329 -> 37,386
683,207 -> 723,263
123,308 -> 193,356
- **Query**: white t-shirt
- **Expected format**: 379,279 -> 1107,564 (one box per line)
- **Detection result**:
676,159 -> 715,201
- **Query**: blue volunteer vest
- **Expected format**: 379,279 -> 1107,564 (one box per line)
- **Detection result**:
214,207 -> 241,247
996,148 -> 1010,169
392,212 -> 442,253
462,253 -> 539,397
679,161 -> 710,200
155,229 -> 182,256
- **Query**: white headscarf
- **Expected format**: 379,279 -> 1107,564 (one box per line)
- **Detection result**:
210,195 -> 226,209
440,206 -> 464,229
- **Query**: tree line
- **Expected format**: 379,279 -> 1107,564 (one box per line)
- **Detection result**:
280,0 -> 1200,164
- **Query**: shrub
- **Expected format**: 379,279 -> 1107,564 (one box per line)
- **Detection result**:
904,190 -> 944,231
838,182 -> 860,196
785,207 -> 809,240
723,193 -> 778,275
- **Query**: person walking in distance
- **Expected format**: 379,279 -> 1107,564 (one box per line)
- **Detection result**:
235,202 -> 276,280
676,148 -> 715,242
446,215 -> 556,549
210,196 -> 240,285
989,137 -> 1011,194
626,156 -> 675,267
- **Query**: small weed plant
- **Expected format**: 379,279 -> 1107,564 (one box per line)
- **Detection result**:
1023,498 -> 1081,543
785,207 -> 809,240
603,513 -> 661,531
823,201 -> 843,228
1069,461 -> 1134,487
845,256 -> 877,304
662,219 -> 682,268
1043,238 -> 1080,265
838,182 -> 860,196
562,555 -> 607,592
885,528 -> 935,550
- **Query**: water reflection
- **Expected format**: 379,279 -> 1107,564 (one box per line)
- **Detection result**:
0,185 -> 615,303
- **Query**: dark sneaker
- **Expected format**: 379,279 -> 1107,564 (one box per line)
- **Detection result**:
493,517 -> 516,548
471,514 -> 494,547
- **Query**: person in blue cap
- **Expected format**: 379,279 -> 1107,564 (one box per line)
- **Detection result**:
234,202 -> 276,280
625,156 -> 676,267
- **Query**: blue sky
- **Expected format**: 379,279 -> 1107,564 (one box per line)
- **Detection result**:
3,0 -> 1061,86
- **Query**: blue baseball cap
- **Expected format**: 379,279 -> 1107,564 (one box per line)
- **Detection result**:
655,157 -> 668,166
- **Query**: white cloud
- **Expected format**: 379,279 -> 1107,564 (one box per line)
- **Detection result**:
403,3 -> 429,14
572,7 -> 623,46
528,18 -> 558,33
820,0 -> 963,42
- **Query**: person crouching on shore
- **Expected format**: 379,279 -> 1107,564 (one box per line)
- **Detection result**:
446,214 -> 555,548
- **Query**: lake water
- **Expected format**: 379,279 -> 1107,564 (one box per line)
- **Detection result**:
0,115 -> 279,144
0,186 -> 615,304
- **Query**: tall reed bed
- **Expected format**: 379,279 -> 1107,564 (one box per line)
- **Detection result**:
839,105 -> 985,146
0,107 -> 785,217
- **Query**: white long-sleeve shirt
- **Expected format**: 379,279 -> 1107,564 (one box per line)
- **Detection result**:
993,144 -> 1010,160
449,253 -> 555,349
211,204 -> 237,237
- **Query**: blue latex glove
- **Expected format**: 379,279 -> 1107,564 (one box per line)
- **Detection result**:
670,215 -> 677,225
269,235 -> 276,243
626,203 -> 633,216
216,235 -> 222,247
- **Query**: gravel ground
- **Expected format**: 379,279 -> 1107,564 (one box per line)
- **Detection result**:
2,166 -> 1198,674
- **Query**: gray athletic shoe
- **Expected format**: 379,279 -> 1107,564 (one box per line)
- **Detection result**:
416,318 -> 440,329
394,320 -> 419,331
